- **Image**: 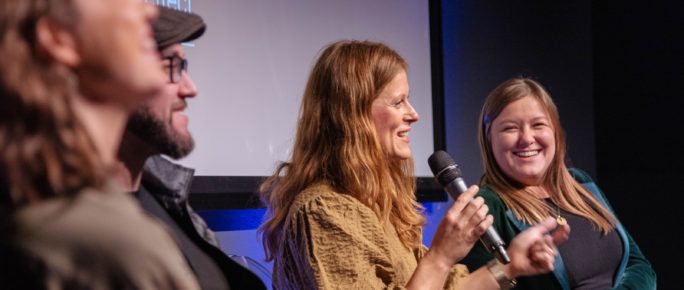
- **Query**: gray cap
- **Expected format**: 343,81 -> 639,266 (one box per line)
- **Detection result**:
153,6 -> 206,49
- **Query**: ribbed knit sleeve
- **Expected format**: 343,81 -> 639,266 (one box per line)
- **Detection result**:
273,184 -> 469,290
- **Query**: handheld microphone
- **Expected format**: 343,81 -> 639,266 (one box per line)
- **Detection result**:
428,150 -> 511,264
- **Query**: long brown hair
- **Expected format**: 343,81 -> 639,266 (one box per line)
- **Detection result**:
259,40 -> 425,261
0,0 -> 106,206
478,78 -> 615,233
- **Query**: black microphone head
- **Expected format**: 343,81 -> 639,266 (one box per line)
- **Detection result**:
428,150 -> 463,186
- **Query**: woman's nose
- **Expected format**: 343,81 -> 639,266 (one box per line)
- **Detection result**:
518,127 -> 535,146
404,101 -> 419,123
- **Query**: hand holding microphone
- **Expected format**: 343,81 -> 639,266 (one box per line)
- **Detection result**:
421,150 -> 569,288
425,182 -> 495,270
428,150 -> 511,264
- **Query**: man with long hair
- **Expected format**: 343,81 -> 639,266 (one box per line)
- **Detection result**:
0,0 -> 200,289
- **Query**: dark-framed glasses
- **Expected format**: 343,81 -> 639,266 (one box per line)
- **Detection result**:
162,55 -> 188,84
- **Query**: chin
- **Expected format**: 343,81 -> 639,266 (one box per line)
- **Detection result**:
393,151 -> 412,161
517,173 -> 544,185
172,127 -> 190,137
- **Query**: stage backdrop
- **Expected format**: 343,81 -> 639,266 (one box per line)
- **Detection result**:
161,0 -> 438,178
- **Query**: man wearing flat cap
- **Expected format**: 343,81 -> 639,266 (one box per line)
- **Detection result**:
117,6 -> 266,290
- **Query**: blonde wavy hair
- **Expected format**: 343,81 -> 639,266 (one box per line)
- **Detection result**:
478,78 -> 616,233
0,0 -> 106,207
259,40 -> 425,260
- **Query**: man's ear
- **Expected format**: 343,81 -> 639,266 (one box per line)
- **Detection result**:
35,17 -> 80,67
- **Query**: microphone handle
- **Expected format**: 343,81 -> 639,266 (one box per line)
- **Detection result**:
483,227 -> 511,264
444,178 -> 511,264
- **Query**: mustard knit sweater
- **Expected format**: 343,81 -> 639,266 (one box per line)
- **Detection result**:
272,183 -> 469,290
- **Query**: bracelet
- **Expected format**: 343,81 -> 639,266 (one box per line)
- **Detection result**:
486,259 -> 517,290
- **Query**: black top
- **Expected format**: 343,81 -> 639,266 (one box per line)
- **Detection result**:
136,185 -> 230,290
548,200 -> 622,290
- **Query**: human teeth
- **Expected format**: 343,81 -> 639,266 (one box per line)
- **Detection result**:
516,150 -> 538,157
398,131 -> 408,137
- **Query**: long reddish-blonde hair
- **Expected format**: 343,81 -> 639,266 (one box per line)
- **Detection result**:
0,0 -> 106,207
478,78 -> 615,233
259,40 -> 425,261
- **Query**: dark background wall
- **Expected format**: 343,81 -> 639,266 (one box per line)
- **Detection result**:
440,0 -> 681,288
593,2 -> 682,289
441,1 -> 595,183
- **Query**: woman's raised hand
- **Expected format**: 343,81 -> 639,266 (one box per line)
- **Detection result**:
505,217 -> 570,278
426,185 -> 493,269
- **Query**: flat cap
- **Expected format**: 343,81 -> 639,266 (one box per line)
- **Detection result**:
153,6 -> 206,49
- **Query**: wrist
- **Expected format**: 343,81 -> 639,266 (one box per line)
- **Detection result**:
486,259 -> 517,290
502,263 -> 517,280
422,249 -> 452,274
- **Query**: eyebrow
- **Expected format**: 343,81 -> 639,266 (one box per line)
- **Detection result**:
161,51 -> 183,58
530,116 -> 550,122
394,93 -> 409,100
495,115 -> 549,124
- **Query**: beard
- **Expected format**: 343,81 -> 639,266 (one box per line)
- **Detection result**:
126,106 -> 194,159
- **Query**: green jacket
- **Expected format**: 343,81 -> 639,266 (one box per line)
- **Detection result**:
461,168 -> 656,290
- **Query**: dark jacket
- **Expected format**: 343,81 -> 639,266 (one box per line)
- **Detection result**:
139,155 -> 267,289
462,168 -> 656,290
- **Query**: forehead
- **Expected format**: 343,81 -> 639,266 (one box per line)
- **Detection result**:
375,70 -> 409,99
75,0 -> 129,15
496,96 -> 549,119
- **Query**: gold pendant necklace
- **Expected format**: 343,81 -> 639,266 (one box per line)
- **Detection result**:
555,203 -> 567,226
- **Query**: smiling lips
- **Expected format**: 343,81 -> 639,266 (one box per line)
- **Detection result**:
397,128 -> 411,141
514,150 -> 540,157
171,100 -> 187,112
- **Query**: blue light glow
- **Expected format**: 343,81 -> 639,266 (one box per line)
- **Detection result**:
197,201 -> 450,247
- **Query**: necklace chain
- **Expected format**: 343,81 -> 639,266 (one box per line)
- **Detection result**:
536,188 -> 567,226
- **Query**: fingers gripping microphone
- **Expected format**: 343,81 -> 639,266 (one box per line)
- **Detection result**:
428,150 -> 511,264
